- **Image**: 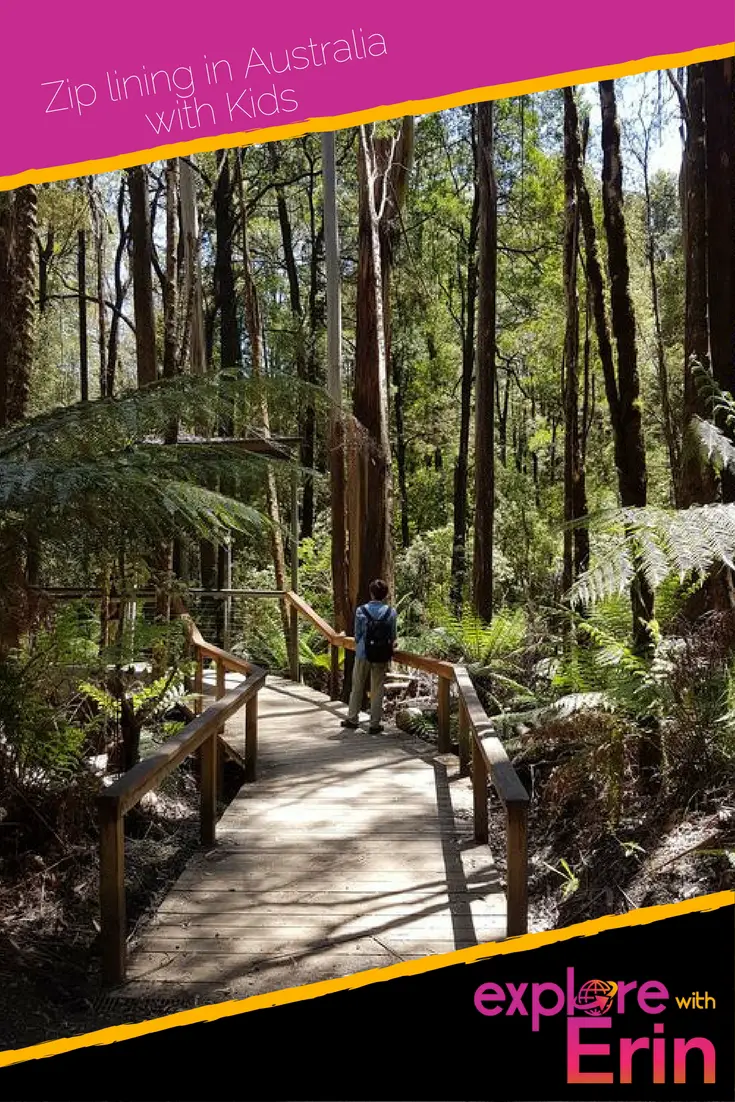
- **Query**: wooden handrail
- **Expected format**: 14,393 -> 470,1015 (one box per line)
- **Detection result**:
98,617 -> 266,986
454,664 -> 529,937
283,593 -> 529,938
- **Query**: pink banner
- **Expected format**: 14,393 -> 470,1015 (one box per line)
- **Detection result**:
1,0 -> 733,183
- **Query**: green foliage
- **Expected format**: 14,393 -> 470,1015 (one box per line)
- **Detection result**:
541,857 -> 580,900
0,609 -> 94,792
0,372 -> 337,566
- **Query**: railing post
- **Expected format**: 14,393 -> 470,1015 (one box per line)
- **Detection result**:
330,644 -> 340,701
506,802 -> 529,936
289,604 -> 299,682
458,698 -> 471,776
472,735 -> 489,844
245,691 -> 258,783
437,675 -> 450,753
99,798 -> 126,986
216,657 -> 226,796
194,650 -> 204,716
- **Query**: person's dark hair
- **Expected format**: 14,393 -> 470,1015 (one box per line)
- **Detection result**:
369,578 -> 389,601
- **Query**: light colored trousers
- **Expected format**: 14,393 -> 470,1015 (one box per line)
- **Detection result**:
347,658 -> 389,726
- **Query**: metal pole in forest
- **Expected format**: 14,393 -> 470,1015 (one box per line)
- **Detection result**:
322,131 -> 350,705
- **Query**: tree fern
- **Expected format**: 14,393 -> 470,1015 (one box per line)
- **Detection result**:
0,372 -> 332,555
569,366 -> 735,608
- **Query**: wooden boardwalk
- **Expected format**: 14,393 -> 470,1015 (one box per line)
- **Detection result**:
121,675 -> 506,1001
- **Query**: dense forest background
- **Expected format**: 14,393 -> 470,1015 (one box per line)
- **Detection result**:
0,62 -> 734,1038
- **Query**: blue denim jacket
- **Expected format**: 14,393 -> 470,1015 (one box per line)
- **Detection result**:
354,601 -> 397,661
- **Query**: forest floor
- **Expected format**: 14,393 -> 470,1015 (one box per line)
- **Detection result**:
0,760 -> 248,1052
1,680 -> 734,1053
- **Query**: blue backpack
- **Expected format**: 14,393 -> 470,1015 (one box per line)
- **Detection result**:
362,605 -> 394,664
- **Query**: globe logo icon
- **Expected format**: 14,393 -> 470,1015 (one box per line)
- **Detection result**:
575,979 -> 619,1015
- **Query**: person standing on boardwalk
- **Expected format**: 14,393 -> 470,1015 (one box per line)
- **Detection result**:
341,578 -> 398,734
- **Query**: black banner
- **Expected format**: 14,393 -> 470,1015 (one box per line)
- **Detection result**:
0,895 -> 732,1101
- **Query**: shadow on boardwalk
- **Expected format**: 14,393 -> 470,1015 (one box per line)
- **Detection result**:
113,677 -> 507,1004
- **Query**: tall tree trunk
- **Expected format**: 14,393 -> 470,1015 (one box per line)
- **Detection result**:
87,182 -> 108,399
127,166 -> 157,387
472,102 -> 497,622
236,153 -> 292,666
209,151 -> 240,638
270,144 -> 318,540
567,86 -> 654,648
37,227 -> 54,315
0,185 -> 37,654
450,165 -> 479,612
214,150 -> 240,379
599,80 -> 654,647
106,176 -> 129,398
179,159 -> 206,377
393,349 -> 410,549
352,120 -> 413,607
562,95 -> 588,596
704,60 -> 735,500
597,79 -> 660,783
163,160 -> 179,382
77,228 -> 89,401
355,125 -> 395,604
641,143 -> 679,500
680,64 -> 716,509
0,186 -> 37,427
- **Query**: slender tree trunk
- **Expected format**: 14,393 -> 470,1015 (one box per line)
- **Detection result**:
37,227 -> 54,315
567,86 -> 654,648
680,64 -> 716,509
472,101 -> 497,622
451,171 -> 479,612
106,177 -> 128,398
393,349 -> 410,548
642,147 -> 679,499
0,185 -> 37,653
562,94 -> 586,596
598,78 -> 662,784
353,122 -> 413,606
179,159 -> 206,377
704,60 -> 735,501
270,143 -> 320,540
163,159 -> 179,382
236,153 -> 293,666
127,166 -> 157,387
356,125 -> 395,604
214,151 -> 239,378
77,229 -> 88,401
88,183 -> 108,399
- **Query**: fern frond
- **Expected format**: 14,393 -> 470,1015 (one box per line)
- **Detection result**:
570,504 -> 735,607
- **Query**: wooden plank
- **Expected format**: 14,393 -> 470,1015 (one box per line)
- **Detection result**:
138,934 -> 502,955
151,908 -> 505,927
157,889 -> 506,911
